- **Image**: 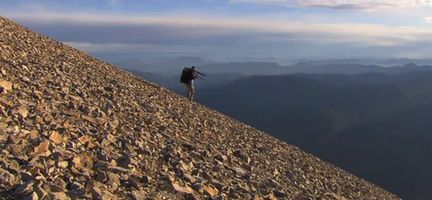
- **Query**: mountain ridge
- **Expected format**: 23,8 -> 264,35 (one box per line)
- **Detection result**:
0,17 -> 399,199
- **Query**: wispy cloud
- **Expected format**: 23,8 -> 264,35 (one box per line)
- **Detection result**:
64,42 -> 198,53
230,0 -> 432,10
4,12 -> 432,59
8,12 -> 431,45
426,17 -> 432,23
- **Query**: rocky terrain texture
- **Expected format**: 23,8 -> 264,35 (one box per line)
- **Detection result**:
0,17 -> 399,199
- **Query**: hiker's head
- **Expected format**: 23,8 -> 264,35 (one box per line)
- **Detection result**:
191,66 -> 196,70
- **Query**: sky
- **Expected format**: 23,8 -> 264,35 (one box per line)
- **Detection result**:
1,0 -> 432,62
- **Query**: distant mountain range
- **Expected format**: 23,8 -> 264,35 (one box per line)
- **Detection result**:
294,58 -> 432,66
120,58 -> 432,77
114,56 -> 217,75
98,53 -> 432,69
126,61 -> 432,94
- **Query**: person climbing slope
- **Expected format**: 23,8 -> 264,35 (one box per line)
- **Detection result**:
180,66 -> 205,101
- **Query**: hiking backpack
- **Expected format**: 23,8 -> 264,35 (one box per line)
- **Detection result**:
180,68 -> 193,83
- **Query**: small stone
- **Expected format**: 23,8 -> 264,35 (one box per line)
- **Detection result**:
108,166 -> 130,173
72,155 -> 93,170
0,80 -> 12,94
82,115 -> 99,124
33,140 -> 50,155
183,173 -> 196,183
87,141 -> 97,149
0,134 -> 7,142
69,95 -> 82,102
95,170 -> 108,183
8,134 -> 19,144
57,161 -> 69,169
273,190 -> 288,198
203,185 -> 218,197
109,119 -> 119,128
232,166 -> 246,175
191,182 -> 202,193
179,160 -> 193,171
172,182 -> 194,194
29,130 -> 39,140
50,178 -> 67,192
18,107 -> 29,118
78,135 -> 91,144
49,131 -> 64,144
215,154 -> 227,162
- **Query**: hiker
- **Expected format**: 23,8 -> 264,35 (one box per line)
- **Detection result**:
180,66 -> 205,101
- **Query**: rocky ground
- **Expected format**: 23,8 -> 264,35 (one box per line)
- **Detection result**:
0,17 -> 400,199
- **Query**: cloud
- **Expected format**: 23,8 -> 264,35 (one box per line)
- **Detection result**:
64,42 -> 199,53
8,12 -> 431,45
5,12 -> 432,60
426,17 -> 432,23
230,0 -> 432,10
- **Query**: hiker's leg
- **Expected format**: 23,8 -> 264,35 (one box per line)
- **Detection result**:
188,89 -> 192,100
184,83 -> 189,99
190,86 -> 195,101
186,83 -> 193,100
190,80 -> 195,101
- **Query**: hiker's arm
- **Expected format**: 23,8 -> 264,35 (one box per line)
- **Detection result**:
196,71 -> 206,76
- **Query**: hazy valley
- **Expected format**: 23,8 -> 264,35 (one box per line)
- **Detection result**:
128,61 -> 432,199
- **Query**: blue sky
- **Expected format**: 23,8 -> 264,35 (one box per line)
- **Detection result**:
2,0 -> 432,62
